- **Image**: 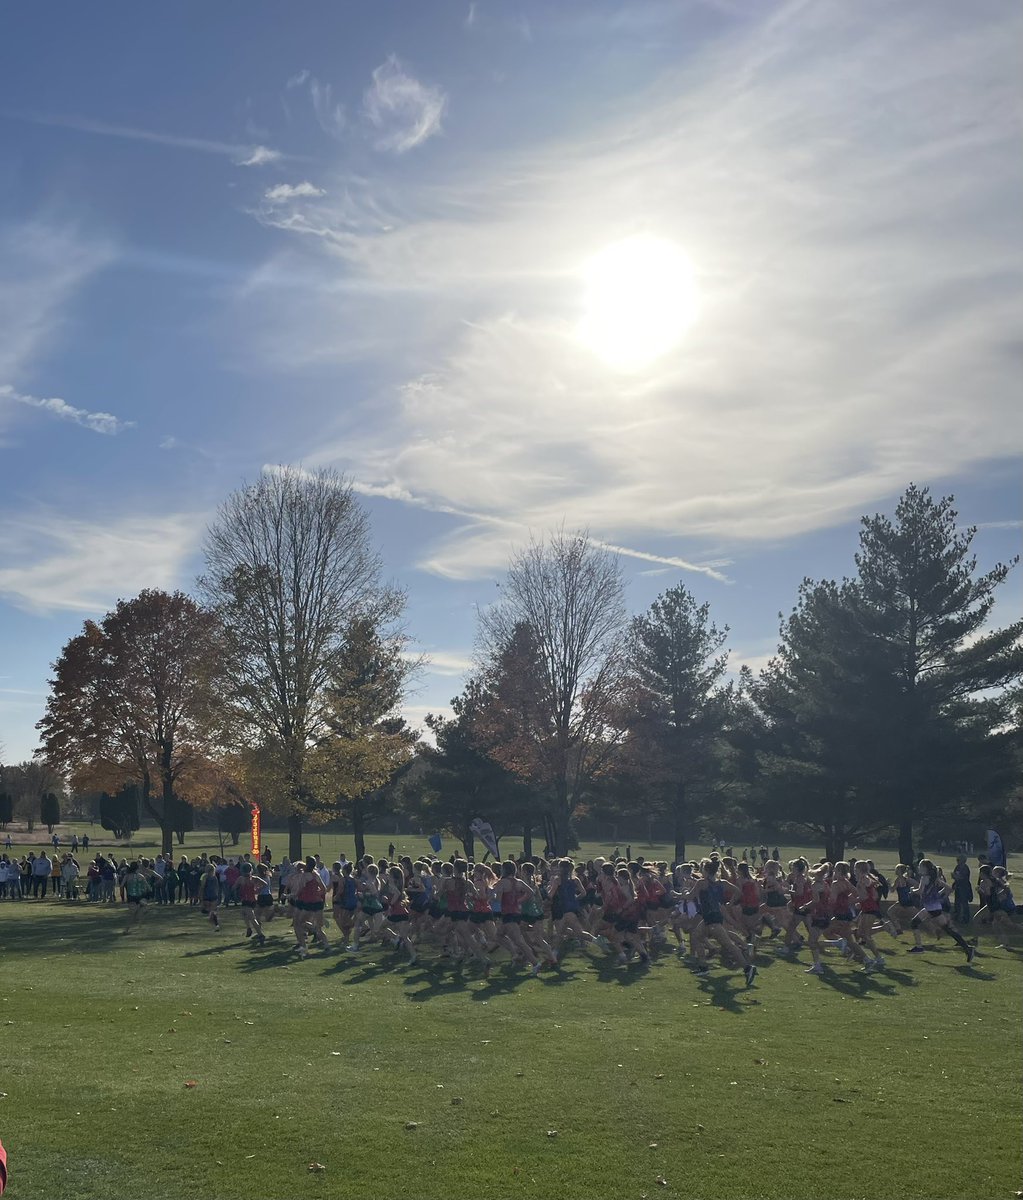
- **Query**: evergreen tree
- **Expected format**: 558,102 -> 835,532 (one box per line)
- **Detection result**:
624,584 -> 732,862
854,486 -> 1022,862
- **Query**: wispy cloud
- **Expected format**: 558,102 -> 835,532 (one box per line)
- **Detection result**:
264,181 -> 326,205
286,69 -> 311,89
362,56 -> 447,153
15,111 -> 284,166
235,145 -> 282,167
244,3 -> 1023,579
0,219 -> 114,384
310,78 -> 347,140
404,649 -> 474,677
1,385 -> 134,436
588,540 -> 731,584
0,510 -> 202,614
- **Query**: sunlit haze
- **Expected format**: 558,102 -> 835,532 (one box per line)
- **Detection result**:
578,235 -> 699,371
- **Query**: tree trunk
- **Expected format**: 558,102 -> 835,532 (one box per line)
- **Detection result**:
461,831 -> 475,860
352,803 -> 366,862
288,811 -> 303,861
522,823 -> 533,859
898,819 -> 913,867
672,783 -> 687,865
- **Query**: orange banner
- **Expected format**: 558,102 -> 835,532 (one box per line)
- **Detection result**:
251,804 -> 261,857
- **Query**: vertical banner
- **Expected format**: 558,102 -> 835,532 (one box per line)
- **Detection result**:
469,817 -> 500,860
251,804 -> 261,857
428,833 -> 443,855
987,829 -> 1006,868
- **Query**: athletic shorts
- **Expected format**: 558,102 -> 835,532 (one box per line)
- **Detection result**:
449,910 -> 469,922
501,913 -> 522,924
469,912 -> 492,924
257,894 -> 273,908
833,912 -> 854,922
389,913 -> 409,923
812,918 -> 831,929
742,906 -> 760,916
703,914 -> 723,925
615,919 -> 639,933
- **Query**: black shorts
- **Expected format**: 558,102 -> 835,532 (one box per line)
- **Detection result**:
470,912 -> 492,924
812,917 -> 831,929
257,894 -> 273,908
389,913 -> 409,923
615,919 -> 639,933
833,911 -> 854,923
703,914 -> 724,926
742,906 -> 760,916
449,910 -> 469,922
501,913 -> 522,924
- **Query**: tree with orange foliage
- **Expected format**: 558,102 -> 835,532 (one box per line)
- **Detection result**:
38,589 -> 229,856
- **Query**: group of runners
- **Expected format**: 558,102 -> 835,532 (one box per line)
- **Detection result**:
157,849 -> 1017,981
10,839 -> 1018,980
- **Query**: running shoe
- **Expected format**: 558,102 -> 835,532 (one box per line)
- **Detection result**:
256,934 -> 266,946
616,952 -> 627,965
596,935 -> 612,953
907,945 -> 925,954
296,945 -> 308,959
966,945 -> 975,964
744,964 -> 758,987
873,955 -> 886,969
692,965 -> 710,977
834,937 -> 847,953
804,963 -> 824,975
245,929 -> 253,938
531,962 -> 542,977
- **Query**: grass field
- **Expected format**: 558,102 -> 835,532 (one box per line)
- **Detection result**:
1,867 -> 1020,1200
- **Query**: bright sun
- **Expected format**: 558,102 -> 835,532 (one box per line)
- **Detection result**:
577,234 -> 699,371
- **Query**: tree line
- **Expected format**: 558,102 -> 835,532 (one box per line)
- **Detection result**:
12,470 -> 1019,864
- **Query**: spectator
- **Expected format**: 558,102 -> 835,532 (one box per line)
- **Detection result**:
32,851 -> 51,898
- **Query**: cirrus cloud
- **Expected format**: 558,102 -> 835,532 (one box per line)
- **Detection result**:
363,56 -> 447,153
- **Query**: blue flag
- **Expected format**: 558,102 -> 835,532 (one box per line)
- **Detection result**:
428,833 -> 442,854
987,829 -> 1007,868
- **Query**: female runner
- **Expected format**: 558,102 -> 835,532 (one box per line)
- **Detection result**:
853,861 -> 886,971
333,861 -> 360,946
292,859 -> 329,958
690,860 -> 756,985
829,862 -> 870,968
491,860 -> 542,975
237,863 -> 265,945
886,865 -> 918,935
550,859 -> 599,956
199,863 -> 221,931
381,865 -> 417,964
907,860 -> 974,962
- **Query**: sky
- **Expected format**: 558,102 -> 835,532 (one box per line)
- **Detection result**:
1,0 -> 1021,765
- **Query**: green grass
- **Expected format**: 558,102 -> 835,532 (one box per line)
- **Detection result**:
0,896 -> 1020,1200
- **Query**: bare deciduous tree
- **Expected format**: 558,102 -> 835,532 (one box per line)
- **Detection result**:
476,529 -> 628,855
201,466 -> 402,859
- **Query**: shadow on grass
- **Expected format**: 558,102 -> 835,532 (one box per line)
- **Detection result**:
953,963 -> 999,981
812,966 -> 899,998
0,902 -> 210,955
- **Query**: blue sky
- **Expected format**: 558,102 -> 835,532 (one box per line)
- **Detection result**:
1,0 -> 1021,764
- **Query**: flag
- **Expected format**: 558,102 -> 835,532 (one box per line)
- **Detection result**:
428,833 -> 443,855
470,817 -> 500,859
987,829 -> 1007,868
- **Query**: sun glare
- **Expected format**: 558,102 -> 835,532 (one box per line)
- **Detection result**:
577,234 -> 699,371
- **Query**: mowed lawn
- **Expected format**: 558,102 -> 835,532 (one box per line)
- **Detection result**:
1,894 -> 1020,1200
